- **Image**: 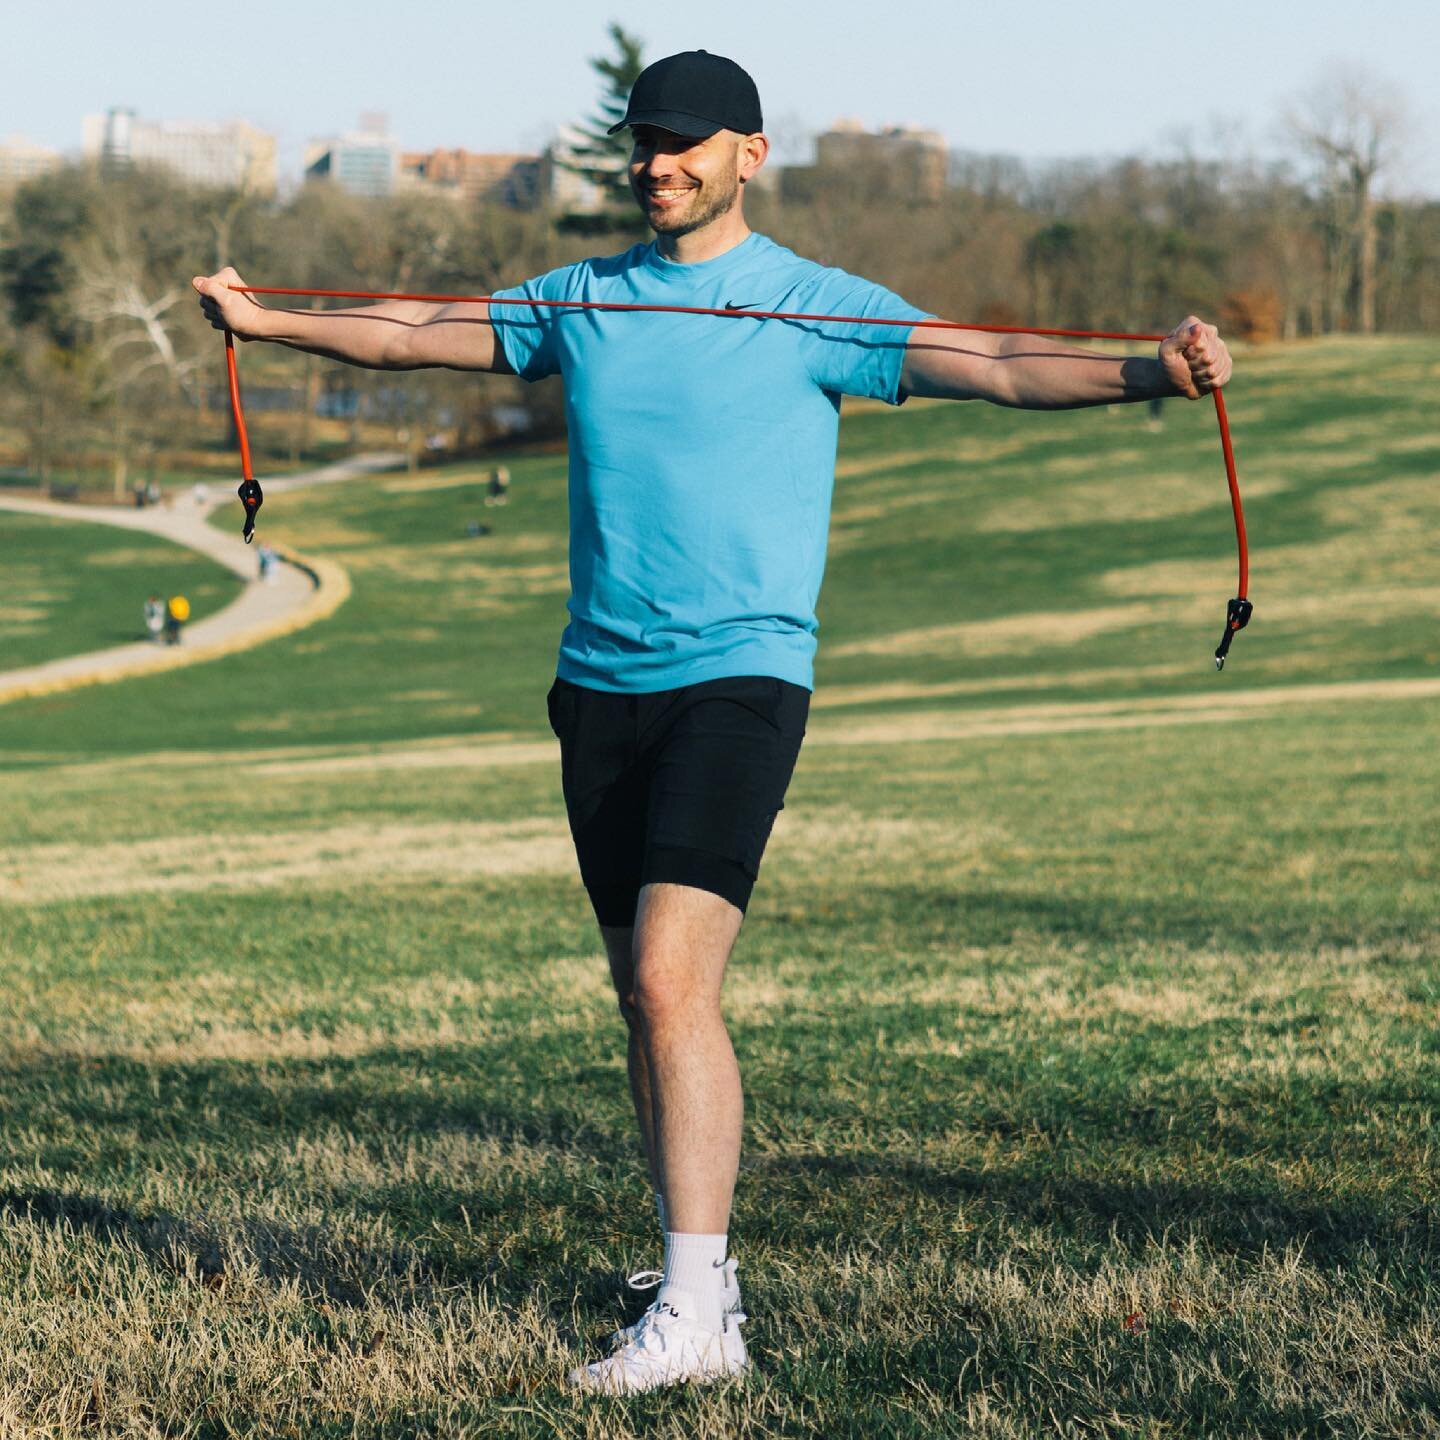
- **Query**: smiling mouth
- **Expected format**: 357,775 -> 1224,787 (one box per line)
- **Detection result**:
647,187 -> 696,199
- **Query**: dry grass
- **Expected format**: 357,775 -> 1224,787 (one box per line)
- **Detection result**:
0,805 -> 980,907
82,546 -> 181,569
827,603 -> 1174,659
809,663 -> 1199,709
3,339 -> 1439,1436
970,471 -> 1292,534
379,471 -> 494,495
805,676 -> 1440,746
0,818 -> 577,904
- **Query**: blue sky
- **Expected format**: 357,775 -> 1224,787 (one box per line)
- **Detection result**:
6,0 -> 1438,192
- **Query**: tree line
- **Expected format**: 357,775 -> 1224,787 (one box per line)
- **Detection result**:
1,66 -> 1432,497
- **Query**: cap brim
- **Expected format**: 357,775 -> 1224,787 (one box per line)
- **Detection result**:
606,110 -> 726,138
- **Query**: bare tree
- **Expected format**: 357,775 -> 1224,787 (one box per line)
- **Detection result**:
1286,66 -> 1410,334
71,210 -> 204,496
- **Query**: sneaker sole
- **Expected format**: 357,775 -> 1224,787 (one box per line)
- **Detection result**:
567,1357 -> 750,1395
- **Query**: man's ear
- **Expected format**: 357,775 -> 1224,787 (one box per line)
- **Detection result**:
738,131 -> 769,184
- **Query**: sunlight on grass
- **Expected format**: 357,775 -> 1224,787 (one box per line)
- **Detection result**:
0,340 -> 1436,1435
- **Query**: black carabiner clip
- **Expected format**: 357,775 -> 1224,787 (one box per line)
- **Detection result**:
238,476 -> 263,544
1213,596 -> 1253,671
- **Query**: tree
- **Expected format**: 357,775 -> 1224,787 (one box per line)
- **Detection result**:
556,22 -> 646,233
1287,66 -> 1409,334
0,166 -> 94,348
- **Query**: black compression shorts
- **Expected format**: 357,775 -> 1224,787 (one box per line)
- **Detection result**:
546,674 -> 810,927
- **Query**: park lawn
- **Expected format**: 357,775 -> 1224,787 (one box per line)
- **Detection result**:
0,336 -> 1435,759
0,510 -> 244,672
0,693 -> 1435,1437
0,337 -> 1436,1436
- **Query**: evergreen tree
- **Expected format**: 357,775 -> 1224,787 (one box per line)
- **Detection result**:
556,23 -> 646,233
0,167 -> 94,348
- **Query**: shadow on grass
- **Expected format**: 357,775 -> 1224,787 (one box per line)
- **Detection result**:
762,880 -> 1435,960
747,1152 -> 1439,1271
0,1043 -> 629,1158
0,1184 -> 449,1309
5,1034 -> 1438,1294
0,1037 -> 645,1335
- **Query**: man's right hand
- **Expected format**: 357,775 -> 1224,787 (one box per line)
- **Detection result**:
192,267 -> 269,341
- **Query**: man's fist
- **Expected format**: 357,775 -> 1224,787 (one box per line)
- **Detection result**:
192,267 -> 268,341
1158,316 -> 1231,399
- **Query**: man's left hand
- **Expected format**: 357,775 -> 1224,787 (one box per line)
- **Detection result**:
1158,316 -> 1232,399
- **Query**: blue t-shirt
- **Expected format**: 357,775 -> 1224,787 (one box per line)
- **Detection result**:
489,232 -> 929,693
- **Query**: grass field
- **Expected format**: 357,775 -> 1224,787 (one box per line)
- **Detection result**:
0,511 -> 243,671
1,338 -> 1437,1437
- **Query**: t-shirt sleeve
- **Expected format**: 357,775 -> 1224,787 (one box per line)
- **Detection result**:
795,269 -> 933,405
488,263 -> 579,383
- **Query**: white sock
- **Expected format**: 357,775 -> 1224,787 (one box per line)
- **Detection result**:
653,1191 -> 667,1234
658,1230 -> 727,1331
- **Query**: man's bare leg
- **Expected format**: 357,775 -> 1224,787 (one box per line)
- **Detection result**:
629,881 -> 745,1233
600,922 -> 660,1197
570,882 -> 749,1389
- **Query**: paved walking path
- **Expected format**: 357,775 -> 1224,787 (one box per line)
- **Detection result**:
0,454 -> 402,705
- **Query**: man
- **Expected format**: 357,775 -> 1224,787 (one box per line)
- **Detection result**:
194,49 -> 1231,1395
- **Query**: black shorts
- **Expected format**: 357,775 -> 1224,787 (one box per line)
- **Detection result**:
546,674 -> 810,927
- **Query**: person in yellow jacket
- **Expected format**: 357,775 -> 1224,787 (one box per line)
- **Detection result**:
165,594 -> 190,646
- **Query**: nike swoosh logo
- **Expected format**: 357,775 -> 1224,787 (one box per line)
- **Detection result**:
724,300 -> 762,310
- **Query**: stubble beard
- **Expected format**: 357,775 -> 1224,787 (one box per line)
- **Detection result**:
635,170 -> 741,238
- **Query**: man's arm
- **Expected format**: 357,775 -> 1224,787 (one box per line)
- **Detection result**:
191,267 -> 514,374
899,315 -> 1230,408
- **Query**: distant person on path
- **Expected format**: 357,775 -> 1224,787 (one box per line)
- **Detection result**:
143,594 -> 165,644
195,49 -> 1231,1395
484,465 -> 511,506
164,594 -> 189,645
257,543 -> 277,581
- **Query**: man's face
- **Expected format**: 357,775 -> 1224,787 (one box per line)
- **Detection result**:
628,125 -> 743,237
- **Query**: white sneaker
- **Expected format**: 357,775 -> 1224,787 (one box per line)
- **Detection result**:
608,1259 -> 744,1349
569,1288 -> 748,1394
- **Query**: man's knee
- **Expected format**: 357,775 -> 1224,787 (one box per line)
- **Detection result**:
617,883 -> 738,1027
600,923 -> 640,1024
631,959 -> 714,1030
616,987 -> 642,1028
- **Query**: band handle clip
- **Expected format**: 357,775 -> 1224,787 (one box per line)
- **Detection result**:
238,477 -> 263,544
1213,596 -> 1253,671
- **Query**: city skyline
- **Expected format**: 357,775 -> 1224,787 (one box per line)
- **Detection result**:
4,0 -> 1438,195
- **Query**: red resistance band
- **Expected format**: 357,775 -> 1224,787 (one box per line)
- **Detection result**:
223,286 -> 1253,669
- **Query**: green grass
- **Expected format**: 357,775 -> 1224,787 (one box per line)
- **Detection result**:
2,336 -> 1436,757
0,338 -> 1437,1436
0,511 -> 243,671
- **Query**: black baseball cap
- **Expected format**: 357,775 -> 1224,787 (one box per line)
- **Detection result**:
607,50 -> 763,139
